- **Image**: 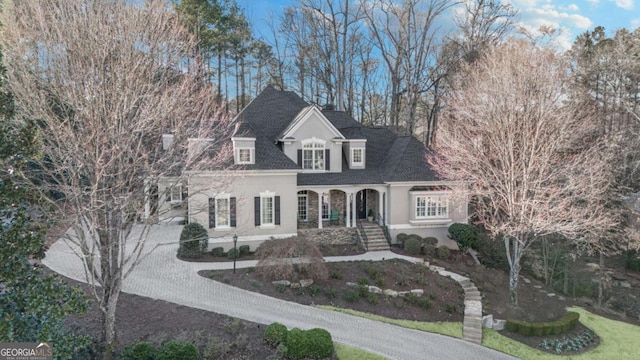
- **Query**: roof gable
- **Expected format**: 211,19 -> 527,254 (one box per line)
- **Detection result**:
279,105 -> 345,141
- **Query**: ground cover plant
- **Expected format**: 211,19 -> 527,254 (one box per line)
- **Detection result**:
200,259 -> 465,323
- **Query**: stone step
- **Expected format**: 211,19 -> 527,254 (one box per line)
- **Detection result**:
464,318 -> 483,327
459,279 -> 472,288
463,326 -> 483,337
465,290 -> 481,297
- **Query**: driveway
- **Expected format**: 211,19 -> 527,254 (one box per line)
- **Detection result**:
43,225 -> 516,360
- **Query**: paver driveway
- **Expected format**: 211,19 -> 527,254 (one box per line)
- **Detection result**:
43,225 -> 516,360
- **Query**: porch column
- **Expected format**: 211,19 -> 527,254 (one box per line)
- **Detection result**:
318,192 -> 323,229
378,191 -> 385,226
352,191 -> 357,227
346,192 -> 352,228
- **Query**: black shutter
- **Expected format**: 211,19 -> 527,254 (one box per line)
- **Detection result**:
254,197 -> 261,226
230,197 -> 236,227
325,149 -> 330,171
275,196 -> 281,225
208,198 -> 215,229
297,149 -> 302,167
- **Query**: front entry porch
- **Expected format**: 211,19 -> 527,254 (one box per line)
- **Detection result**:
296,187 -> 387,230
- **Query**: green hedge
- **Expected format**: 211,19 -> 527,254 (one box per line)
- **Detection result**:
264,323 -> 334,360
211,247 -> 224,257
239,245 -> 251,256
506,311 -> 580,336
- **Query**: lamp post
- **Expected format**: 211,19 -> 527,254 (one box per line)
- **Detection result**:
233,234 -> 238,274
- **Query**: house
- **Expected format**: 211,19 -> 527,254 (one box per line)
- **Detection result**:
159,86 -> 467,251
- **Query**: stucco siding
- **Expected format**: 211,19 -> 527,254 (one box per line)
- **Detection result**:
188,172 -> 298,243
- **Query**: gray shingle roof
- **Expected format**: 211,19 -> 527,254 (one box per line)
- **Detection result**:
236,86 -> 439,183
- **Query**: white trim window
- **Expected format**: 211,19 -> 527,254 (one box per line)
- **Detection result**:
351,148 -> 364,166
215,196 -> 230,228
322,193 -> 330,220
302,139 -> 325,170
169,184 -> 183,207
416,195 -> 448,219
236,148 -> 254,164
261,192 -> 275,226
297,191 -> 308,221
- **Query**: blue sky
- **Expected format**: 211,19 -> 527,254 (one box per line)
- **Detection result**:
237,0 -> 639,50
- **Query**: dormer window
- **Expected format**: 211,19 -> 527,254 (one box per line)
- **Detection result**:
237,148 -> 253,164
301,138 -> 325,170
232,137 -> 256,165
352,148 -> 364,166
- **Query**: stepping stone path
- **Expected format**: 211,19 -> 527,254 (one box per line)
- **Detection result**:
430,266 -> 483,345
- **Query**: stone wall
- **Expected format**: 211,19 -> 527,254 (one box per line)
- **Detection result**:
298,227 -> 359,246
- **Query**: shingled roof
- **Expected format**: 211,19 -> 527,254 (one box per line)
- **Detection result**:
233,86 -> 439,183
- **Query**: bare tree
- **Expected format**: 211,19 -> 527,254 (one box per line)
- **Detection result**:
363,0 -> 455,134
1,0 -> 232,355
429,39 -> 617,306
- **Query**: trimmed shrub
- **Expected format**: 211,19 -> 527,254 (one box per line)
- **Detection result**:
422,244 -> 436,257
476,233 -> 509,271
423,237 -> 439,246
211,247 -> 224,257
157,340 -> 199,360
437,246 -> 450,259
178,223 -> 208,258
506,312 -> 580,337
263,322 -> 288,347
396,233 -> 409,246
239,245 -> 251,256
254,236 -> 328,281
285,328 -> 309,360
119,341 -> 156,360
305,328 -> 334,359
404,237 -> 422,255
448,223 -> 479,251
227,248 -> 240,259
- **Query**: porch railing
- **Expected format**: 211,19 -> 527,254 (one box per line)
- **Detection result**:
355,220 -> 369,251
379,214 -> 392,246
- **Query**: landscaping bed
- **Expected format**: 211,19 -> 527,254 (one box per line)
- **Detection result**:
200,259 -> 465,323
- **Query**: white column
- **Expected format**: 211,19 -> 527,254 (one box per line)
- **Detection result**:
346,192 -> 352,228
352,191 -> 357,226
378,191 -> 385,226
318,192 -> 323,229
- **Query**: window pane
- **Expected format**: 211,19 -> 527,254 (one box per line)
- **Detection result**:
315,149 -> 324,170
239,149 -> 251,162
303,149 -> 313,169
353,149 -> 362,163
297,194 -> 307,221
262,197 -> 273,224
322,194 -> 330,219
216,198 -> 229,227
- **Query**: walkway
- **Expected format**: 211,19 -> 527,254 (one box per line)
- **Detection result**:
43,225 -> 515,360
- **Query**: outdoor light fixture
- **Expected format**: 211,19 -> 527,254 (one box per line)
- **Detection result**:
233,234 -> 238,274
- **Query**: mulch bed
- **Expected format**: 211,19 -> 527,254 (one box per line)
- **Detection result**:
200,259 -> 465,323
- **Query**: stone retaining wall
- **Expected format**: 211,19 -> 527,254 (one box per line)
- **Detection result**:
299,227 -> 359,246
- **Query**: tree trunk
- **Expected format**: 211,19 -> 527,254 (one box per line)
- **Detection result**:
597,251 -> 605,308
505,235 -> 523,306
101,279 -> 121,359
563,256 -> 569,294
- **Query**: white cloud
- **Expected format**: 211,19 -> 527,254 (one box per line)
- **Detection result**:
528,7 -> 593,29
632,18 -> 640,29
565,4 -> 580,11
587,0 -> 600,4
612,0 -> 634,10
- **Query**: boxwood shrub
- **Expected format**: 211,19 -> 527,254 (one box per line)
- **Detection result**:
263,322 -> 288,347
305,328 -> 334,359
211,247 -> 224,257
506,311 -> 580,336
239,245 -> 251,256
396,233 -> 409,246
156,340 -> 199,360
178,223 -> 208,258
285,328 -> 309,360
436,246 -> 450,259
404,237 -> 422,255
119,341 -> 156,360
